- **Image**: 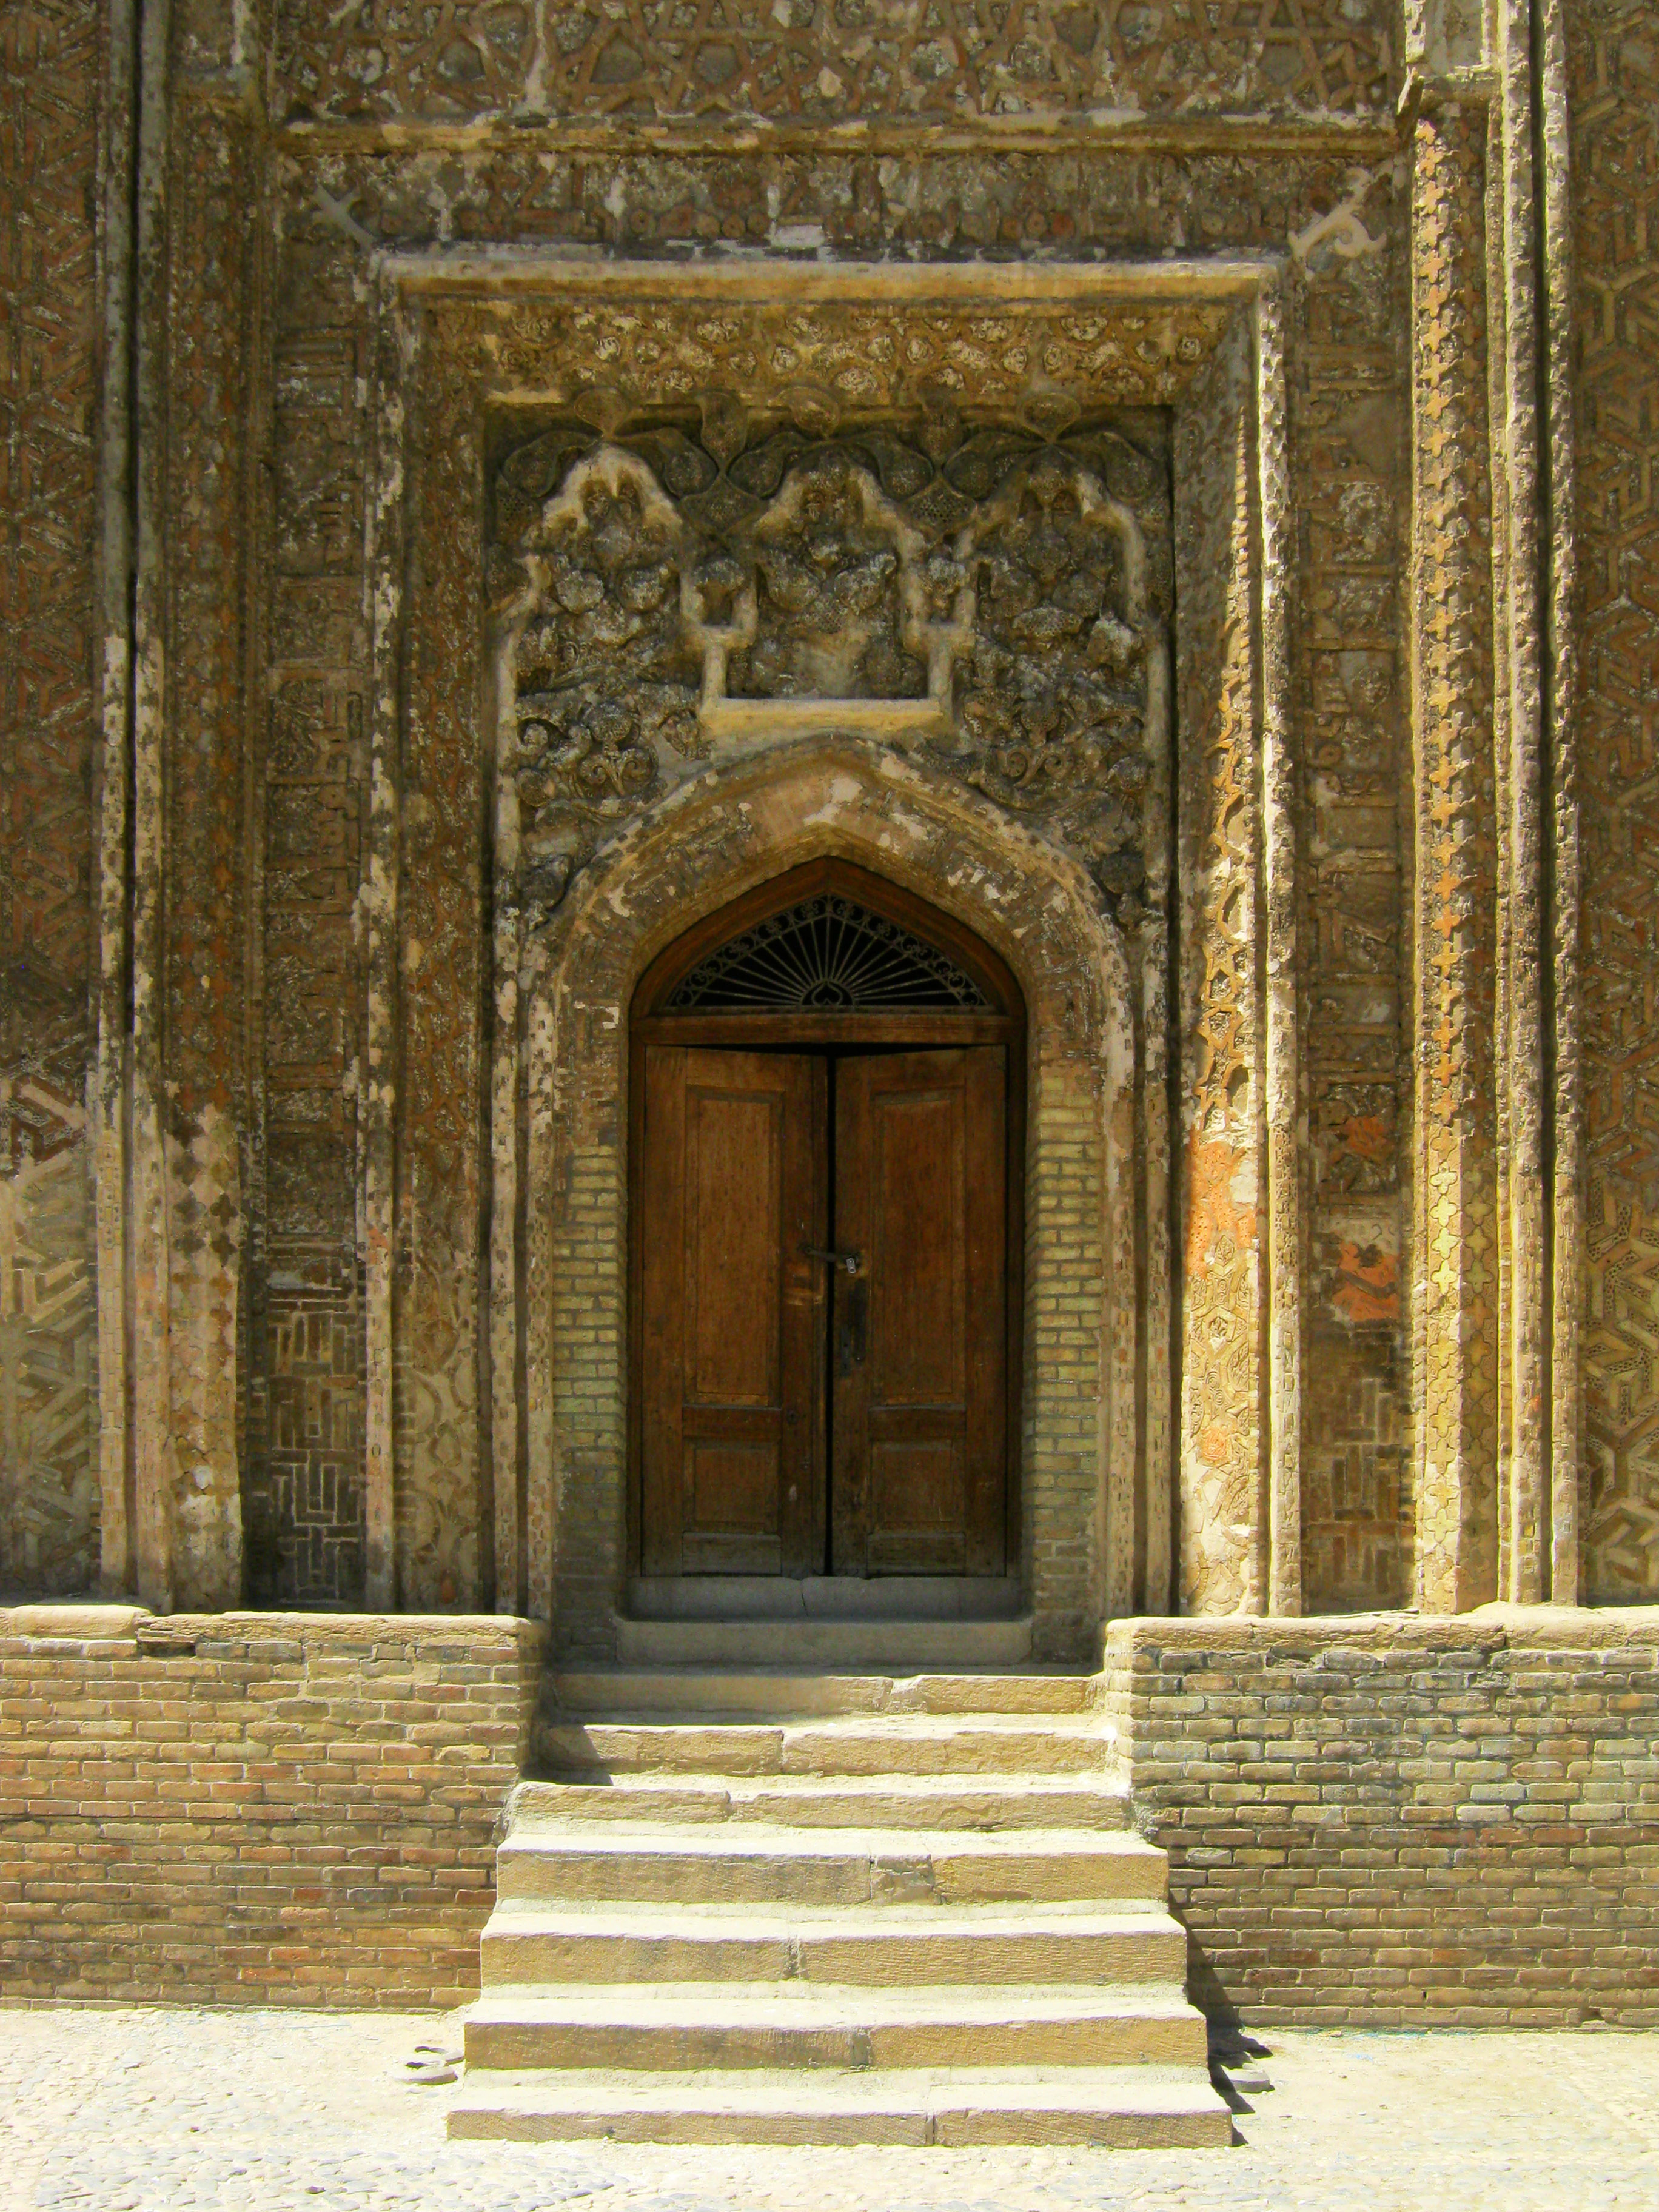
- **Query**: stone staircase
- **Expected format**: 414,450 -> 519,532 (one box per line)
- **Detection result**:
448,1669 -> 1230,2148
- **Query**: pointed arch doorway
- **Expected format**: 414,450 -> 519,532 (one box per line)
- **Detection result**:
629,860 -> 1025,1588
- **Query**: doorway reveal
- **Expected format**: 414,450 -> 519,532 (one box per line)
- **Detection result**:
628,860 -> 1025,1607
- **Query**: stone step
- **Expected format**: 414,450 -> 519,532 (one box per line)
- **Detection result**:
465,1674 -> 1213,2151
546,1667 -> 1098,1719
615,1617 -> 1035,1669
463,1983 -> 1208,2073
537,1714 -> 1114,1778
512,1769 -> 1133,1831
478,1899 -> 1187,1987
494,1825 -> 1168,1908
624,1575 -> 1025,1624
447,2064 -> 1233,2148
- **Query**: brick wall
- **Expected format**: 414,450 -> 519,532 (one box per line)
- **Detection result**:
8,1601 -> 1656,2025
0,1609 -> 543,2006
1107,1610 -> 1659,2028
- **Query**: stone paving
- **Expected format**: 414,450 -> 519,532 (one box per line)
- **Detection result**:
2,2008 -> 1655,2211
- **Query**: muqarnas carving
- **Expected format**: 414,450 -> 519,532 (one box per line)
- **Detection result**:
492,404 -> 1171,923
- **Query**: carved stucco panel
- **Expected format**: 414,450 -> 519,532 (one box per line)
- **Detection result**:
1410,104 -> 1499,1614
258,144 -> 1412,1617
1175,314 -> 1264,1616
0,0 -> 101,1594
394,344 -> 489,1611
149,96 -> 261,1610
493,402 -> 1172,929
1295,180 -> 1410,1612
273,0 -> 1395,127
1572,0 -> 1659,1602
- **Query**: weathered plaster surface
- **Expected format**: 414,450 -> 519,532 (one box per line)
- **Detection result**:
8,0 -> 1623,1637
272,0 -> 1396,132
1173,313 -> 1265,1616
380,267 -> 1206,1626
0,0 -> 102,1595
1409,100 -> 1500,1614
1296,178 -> 1410,1612
1571,0 -> 1659,1603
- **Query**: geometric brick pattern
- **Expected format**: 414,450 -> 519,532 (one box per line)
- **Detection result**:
245,1247 -> 365,1606
247,313 -> 370,1609
274,0 -> 1393,127
1572,0 -> 1659,1601
0,0 -> 100,1593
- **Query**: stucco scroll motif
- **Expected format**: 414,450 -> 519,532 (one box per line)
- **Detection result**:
494,410 -> 1171,925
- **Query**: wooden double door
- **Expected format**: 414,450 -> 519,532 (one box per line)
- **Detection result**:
638,1044 -> 1010,1578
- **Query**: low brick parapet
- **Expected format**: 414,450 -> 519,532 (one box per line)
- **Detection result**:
1106,1607 -> 1659,2029
0,1609 -> 545,2006
8,1604 -> 1658,2020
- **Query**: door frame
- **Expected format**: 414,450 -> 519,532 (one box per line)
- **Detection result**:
626,857 -> 1026,1583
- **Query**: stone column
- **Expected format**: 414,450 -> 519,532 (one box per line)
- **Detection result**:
115,0 -> 264,1611
1409,100 -> 1501,1612
1257,276 -> 1304,1617
1174,317 -> 1270,1617
1535,0 -> 1581,1606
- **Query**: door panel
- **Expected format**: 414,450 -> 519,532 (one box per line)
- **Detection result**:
872,1439 -> 962,1531
867,1087 -> 965,1406
832,1047 -> 1007,1576
685,1089 -> 781,1405
640,1046 -> 825,1575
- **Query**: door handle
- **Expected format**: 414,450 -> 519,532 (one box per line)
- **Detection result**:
800,1242 -> 862,1276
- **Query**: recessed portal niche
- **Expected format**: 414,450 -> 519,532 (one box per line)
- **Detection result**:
627,860 -> 1025,1586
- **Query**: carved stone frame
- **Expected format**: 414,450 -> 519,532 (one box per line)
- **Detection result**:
360,255 -> 1298,1657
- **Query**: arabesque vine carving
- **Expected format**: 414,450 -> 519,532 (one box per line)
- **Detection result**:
494,407 -> 1171,924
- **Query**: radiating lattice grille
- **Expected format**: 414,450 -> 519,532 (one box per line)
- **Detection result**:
665,895 -> 989,1013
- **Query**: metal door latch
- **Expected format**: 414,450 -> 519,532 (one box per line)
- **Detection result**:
800,1242 -> 862,1276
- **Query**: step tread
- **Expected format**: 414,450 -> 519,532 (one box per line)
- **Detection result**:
547,1671 -> 1096,1717
519,1783 -> 1131,1820
446,2063 -> 1233,2145
450,2063 -> 1226,2114
513,1788 -> 1131,1833
478,1900 -> 1188,1985
521,1771 -> 1129,1795
548,1714 -> 1113,1736
483,1900 -> 1176,1932
547,1666 -> 1094,1681
500,1824 -> 1159,1857
514,1774 -> 1132,1829
537,1715 -> 1118,1777
468,1983 -> 1198,2026
615,1620 -> 1036,1667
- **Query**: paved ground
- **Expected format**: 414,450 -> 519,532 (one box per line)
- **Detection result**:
2,2008 -> 1655,2211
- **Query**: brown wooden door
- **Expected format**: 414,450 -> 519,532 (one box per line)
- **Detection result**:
831,1047 -> 1007,1576
639,1045 -> 826,1575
